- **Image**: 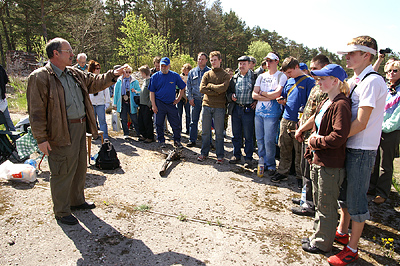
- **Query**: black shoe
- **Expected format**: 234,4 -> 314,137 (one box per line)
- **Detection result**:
267,169 -> 276,177
291,206 -> 315,217
271,173 -> 288,183
71,202 -> 96,211
302,237 -> 310,244
187,141 -> 196,147
297,179 -> 303,189
244,160 -> 253,169
292,198 -> 301,205
229,156 -> 240,164
55,214 -> 79,225
174,141 -> 183,149
302,242 -> 326,254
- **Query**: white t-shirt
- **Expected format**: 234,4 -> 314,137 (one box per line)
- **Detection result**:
255,70 -> 287,118
347,65 -> 387,150
89,88 -> 111,107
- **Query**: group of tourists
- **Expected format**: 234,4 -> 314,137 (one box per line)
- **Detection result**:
25,35 -> 399,266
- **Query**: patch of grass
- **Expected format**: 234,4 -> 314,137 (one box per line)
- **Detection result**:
7,77 -> 28,113
134,204 -> 151,212
177,213 -> 187,222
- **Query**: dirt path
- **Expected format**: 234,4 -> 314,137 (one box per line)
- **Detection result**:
0,112 -> 399,266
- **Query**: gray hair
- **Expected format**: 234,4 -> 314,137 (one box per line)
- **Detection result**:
77,53 -> 87,61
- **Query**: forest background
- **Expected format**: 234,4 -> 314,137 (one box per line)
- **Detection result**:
0,0 -> 399,76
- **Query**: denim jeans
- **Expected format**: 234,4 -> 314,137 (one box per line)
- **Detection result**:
2,107 -> 15,131
344,148 -> 377,223
155,99 -> 181,143
120,101 -> 138,136
189,99 -> 202,143
255,115 -> 279,170
92,105 -> 108,139
201,106 -> 225,158
231,105 -> 255,160
177,100 -> 191,134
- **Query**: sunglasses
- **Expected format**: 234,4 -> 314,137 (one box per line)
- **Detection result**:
387,69 -> 398,74
95,67 -> 101,70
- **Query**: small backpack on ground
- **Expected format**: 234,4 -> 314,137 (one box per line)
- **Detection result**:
95,140 -> 120,170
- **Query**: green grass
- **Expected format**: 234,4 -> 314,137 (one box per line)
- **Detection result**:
7,76 -> 28,113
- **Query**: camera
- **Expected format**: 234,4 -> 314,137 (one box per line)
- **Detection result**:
379,48 -> 392,55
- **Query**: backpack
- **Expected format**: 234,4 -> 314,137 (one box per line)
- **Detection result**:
95,140 -> 120,170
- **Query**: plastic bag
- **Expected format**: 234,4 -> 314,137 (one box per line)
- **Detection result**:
112,110 -> 121,132
0,160 -> 37,183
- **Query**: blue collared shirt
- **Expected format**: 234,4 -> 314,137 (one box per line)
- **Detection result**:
186,65 -> 211,101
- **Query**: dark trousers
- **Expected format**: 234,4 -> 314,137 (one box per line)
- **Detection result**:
138,104 -> 154,140
48,121 -> 87,217
155,99 -> 181,143
370,130 -> 400,199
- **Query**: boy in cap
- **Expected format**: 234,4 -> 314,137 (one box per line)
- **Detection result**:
149,57 -> 186,148
327,36 -> 387,266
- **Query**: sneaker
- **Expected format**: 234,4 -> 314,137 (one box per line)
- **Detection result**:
187,141 -> 196,147
271,173 -> 288,183
174,141 -> 183,149
302,237 -> 310,244
123,135 -> 130,140
216,158 -> 224,164
197,155 -> 207,162
159,142 -> 167,149
334,231 -> 349,245
327,246 -> 358,266
291,206 -> 315,217
229,156 -> 240,164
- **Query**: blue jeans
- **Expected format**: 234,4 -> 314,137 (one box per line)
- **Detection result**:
344,148 -> 376,223
120,101 -> 138,136
155,99 -> 181,143
92,105 -> 108,139
231,105 -> 255,160
201,106 -> 225,158
3,107 -> 15,131
255,115 -> 279,170
177,100 -> 190,134
189,99 -> 202,143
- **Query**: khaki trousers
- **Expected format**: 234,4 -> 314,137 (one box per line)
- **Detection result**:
48,121 -> 87,217
277,118 -> 302,178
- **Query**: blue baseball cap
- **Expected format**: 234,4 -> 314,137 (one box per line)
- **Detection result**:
310,64 -> 348,82
299,62 -> 308,71
160,57 -> 170,66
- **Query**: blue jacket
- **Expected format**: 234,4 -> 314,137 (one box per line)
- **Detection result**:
186,66 -> 211,101
113,76 -> 141,114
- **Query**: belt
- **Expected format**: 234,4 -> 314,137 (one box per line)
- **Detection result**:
236,103 -> 252,108
69,117 -> 86,123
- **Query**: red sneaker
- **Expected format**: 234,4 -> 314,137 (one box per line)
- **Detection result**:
335,231 -> 349,245
327,246 -> 358,266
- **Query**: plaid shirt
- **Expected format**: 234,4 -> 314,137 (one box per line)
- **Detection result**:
16,128 -> 39,159
235,70 -> 254,105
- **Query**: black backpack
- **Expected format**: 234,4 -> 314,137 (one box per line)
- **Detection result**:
95,140 -> 120,170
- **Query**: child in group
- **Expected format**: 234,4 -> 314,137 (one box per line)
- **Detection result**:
138,65 -> 154,143
295,64 -> 352,254
113,65 -> 141,139
177,63 -> 192,134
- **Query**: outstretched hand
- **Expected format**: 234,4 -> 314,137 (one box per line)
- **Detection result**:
113,64 -> 130,76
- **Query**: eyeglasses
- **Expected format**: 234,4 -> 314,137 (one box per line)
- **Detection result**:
60,49 -> 73,54
387,69 -> 398,74
95,67 -> 101,70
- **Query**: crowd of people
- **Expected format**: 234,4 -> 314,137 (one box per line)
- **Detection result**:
24,35 -> 400,266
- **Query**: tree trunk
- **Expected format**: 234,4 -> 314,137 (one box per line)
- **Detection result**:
0,5 -> 11,50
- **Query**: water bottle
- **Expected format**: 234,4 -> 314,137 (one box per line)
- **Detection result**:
300,184 -> 307,208
91,153 -> 99,161
24,159 -> 37,169
257,157 -> 265,177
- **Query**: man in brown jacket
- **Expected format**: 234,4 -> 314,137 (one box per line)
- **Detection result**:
197,51 -> 230,163
27,38 -> 127,225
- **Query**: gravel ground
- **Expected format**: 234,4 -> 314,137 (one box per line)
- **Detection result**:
0,111 -> 399,266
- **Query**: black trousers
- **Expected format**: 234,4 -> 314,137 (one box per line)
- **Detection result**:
138,104 -> 154,139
